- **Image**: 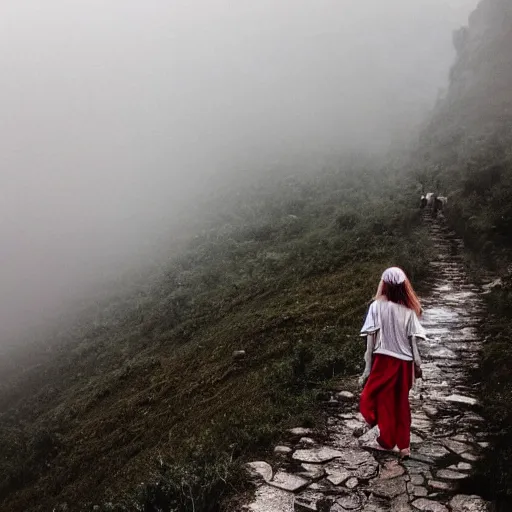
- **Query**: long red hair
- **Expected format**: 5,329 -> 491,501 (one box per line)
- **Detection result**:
375,278 -> 422,316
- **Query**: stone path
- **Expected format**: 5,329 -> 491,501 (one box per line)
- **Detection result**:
240,218 -> 491,511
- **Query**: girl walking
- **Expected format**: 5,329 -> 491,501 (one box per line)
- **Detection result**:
359,267 -> 426,458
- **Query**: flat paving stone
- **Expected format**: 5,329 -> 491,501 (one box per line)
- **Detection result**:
325,466 -> 351,486
429,480 -> 454,491
411,498 -> 449,512
292,447 -> 342,463
269,472 -> 309,492
370,476 -> 407,499
245,484 -> 294,511
441,439 -> 471,455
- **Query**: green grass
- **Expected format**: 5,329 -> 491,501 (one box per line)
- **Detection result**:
0,162 -> 431,511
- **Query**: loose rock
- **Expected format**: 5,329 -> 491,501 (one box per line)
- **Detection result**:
246,461 -> 273,482
338,391 -> 355,401
345,477 -> 358,489
436,469 -> 467,480
269,471 -> 309,492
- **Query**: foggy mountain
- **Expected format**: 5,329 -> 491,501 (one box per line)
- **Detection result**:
0,0 -> 477,342
6,1 -> 512,511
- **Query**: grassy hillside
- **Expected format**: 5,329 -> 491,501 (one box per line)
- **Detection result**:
412,0 -> 512,506
0,162 -> 430,511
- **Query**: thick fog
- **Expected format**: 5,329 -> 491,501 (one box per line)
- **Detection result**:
0,0 -> 478,343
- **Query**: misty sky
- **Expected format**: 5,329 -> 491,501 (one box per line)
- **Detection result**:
0,0 -> 479,342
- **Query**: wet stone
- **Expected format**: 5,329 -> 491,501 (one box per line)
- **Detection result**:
417,443 -> 450,460
275,445 -> 293,455
335,448 -> 376,469
411,498 -> 449,512
293,447 -> 342,463
402,459 -> 431,475
460,452 -> 480,462
370,476 -> 407,499
299,437 -> 316,446
269,472 -> 310,492
436,469 -> 467,480
441,439 -> 471,455
444,394 -> 477,406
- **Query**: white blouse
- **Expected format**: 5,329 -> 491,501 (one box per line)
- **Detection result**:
360,299 -> 427,361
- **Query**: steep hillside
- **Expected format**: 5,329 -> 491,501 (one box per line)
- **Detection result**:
413,0 -> 512,505
416,0 -> 512,261
0,163 -> 430,511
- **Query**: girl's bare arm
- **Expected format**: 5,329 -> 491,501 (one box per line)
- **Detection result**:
359,333 -> 375,386
410,335 -> 422,367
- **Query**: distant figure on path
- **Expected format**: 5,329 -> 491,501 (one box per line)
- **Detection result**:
358,267 -> 426,458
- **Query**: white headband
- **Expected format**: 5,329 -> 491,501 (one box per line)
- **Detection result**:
382,267 -> 407,285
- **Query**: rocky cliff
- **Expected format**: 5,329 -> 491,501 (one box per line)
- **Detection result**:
415,0 -> 512,260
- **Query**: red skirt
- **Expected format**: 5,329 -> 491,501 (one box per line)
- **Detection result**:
359,354 -> 413,450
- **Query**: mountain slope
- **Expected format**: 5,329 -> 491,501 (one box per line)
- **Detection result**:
0,163 -> 430,511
